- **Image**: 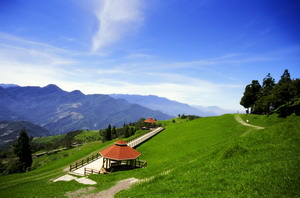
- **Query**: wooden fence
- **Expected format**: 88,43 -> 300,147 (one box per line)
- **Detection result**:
84,167 -> 101,176
127,127 -> 164,148
137,160 -> 147,168
69,153 -> 101,171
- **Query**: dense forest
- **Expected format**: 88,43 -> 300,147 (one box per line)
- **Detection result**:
240,69 -> 300,117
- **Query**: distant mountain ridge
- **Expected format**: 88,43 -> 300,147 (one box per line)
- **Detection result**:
193,105 -> 234,115
0,120 -> 51,149
0,84 -> 172,134
110,94 -> 229,117
0,84 -> 20,88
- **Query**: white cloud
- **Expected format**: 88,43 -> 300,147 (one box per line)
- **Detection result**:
92,0 -> 144,51
0,33 -> 245,110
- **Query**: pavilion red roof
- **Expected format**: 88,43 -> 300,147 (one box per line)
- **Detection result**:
99,139 -> 141,160
144,117 -> 157,123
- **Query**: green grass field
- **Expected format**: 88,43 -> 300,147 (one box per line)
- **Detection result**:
73,130 -> 100,143
0,114 -> 299,197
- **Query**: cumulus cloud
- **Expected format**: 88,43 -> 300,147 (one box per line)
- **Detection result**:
92,0 -> 144,51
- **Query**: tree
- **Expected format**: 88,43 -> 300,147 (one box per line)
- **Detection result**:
273,70 -> 294,109
123,125 -> 130,138
240,80 -> 262,113
105,124 -> 112,141
240,69 -> 299,116
278,69 -> 291,84
112,126 -> 117,139
272,71 -> 300,117
14,130 -> 32,172
240,84 -> 253,111
255,73 -> 276,114
262,73 -> 275,95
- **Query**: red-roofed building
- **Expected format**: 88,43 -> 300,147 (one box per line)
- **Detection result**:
99,139 -> 144,172
144,117 -> 157,123
143,117 -> 158,130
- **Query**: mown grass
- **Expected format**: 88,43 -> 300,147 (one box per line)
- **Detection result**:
73,130 -> 100,142
33,134 -> 65,144
1,114 -> 299,197
116,114 -> 300,197
239,113 -> 291,127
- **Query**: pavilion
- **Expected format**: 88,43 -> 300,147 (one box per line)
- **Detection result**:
144,117 -> 157,123
143,117 -> 157,129
99,139 -> 144,172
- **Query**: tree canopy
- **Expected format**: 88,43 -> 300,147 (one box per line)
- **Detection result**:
240,70 -> 300,117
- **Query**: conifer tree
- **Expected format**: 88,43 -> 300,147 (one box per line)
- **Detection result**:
105,124 -> 112,141
123,125 -> 130,138
14,130 -> 32,172
112,126 -> 117,139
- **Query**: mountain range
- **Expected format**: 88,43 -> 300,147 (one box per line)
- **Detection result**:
0,84 -> 231,140
110,94 -> 231,117
0,84 -> 172,135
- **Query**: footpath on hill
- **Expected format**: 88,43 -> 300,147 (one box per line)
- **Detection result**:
234,114 -> 265,136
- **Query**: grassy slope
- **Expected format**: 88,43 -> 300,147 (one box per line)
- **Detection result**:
73,130 -> 100,142
0,114 -> 299,197
0,141 -> 113,197
33,134 -> 65,144
117,114 -> 300,197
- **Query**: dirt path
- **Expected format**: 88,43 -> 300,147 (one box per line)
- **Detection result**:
75,178 -> 139,198
234,114 -> 265,136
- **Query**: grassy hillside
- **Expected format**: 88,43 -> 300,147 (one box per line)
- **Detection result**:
116,114 -> 300,197
0,140 -> 113,197
0,114 -> 299,197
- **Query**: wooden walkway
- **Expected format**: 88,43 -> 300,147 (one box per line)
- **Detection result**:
70,127 -> 164,176
127,127 -> 164,147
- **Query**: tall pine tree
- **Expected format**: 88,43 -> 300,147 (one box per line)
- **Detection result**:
105,124 -> 112,141
255,73 -> 276,114
14,130 -> 32,172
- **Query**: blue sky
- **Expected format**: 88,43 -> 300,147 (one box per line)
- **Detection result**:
0,0 -> 299,111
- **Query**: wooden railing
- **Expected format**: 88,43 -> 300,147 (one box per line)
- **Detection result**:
127,127 -> 164,148
69,153 -> 101,171
84,167 -> 100,176
34,144 -> 83,158
125,130 -> 150,144
136,160 -> 147,168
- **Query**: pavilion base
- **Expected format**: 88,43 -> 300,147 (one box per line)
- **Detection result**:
102,159 -> 148,174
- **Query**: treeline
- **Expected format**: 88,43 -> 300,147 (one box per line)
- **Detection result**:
240,69 -> 300,117
178,114 -> 200,120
